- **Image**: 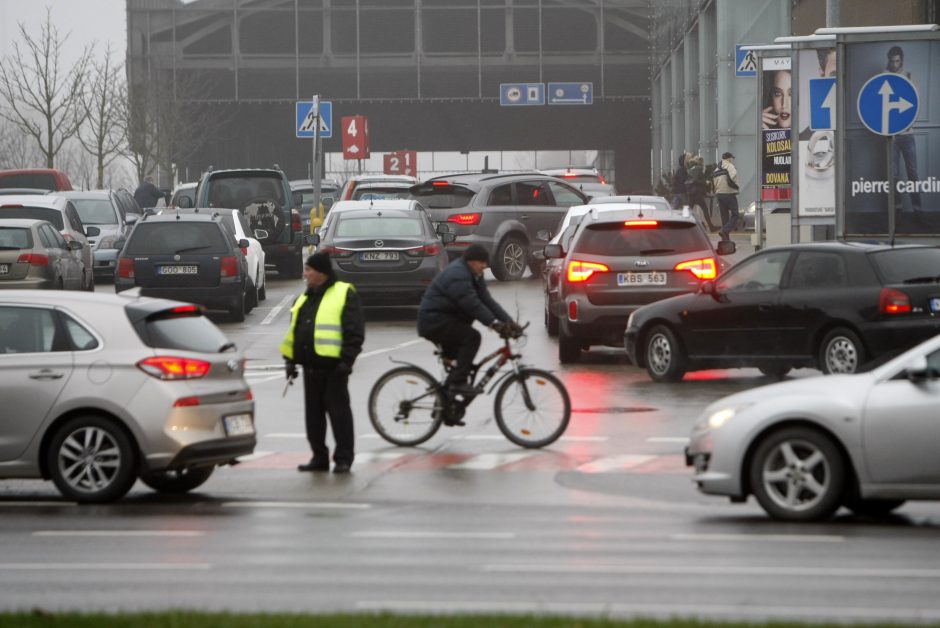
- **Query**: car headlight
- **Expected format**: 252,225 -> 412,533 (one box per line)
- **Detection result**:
97,235 -> 118,249
701,404 -> 751,430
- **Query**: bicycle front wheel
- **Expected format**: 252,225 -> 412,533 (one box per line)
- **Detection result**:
494,368 -> 570,448
369,366 -> 444,447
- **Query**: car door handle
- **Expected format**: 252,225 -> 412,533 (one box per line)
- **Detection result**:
28,369 -> 65,380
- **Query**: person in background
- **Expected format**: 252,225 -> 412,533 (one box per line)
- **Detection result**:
670,152 -> 690,209
134,176 -> 166,209
712,152 -> 740,242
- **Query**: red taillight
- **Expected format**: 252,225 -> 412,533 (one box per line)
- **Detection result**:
432,181 -> 450,187
220,256 -> 238,277
291,212 -> 302,232
562,172 -> 577,178
318,245 -> 353,258
879,287 -> 911,315
173,396 -> 201,408
137,356 -> 211,380
675,257 -> 717,280
405,243 -> 442,257
448,213 -> 481,226
246,389 -> 254,401
240,246 -> 248,256
566,260 -> 609,283
170,304 -> 200,314
16,253 -> 48,266
568,300 -> 578,321
0,203 -> 23,208
117,257 -> 134,279
598,175 -> 607,184
624,220 -> 658,228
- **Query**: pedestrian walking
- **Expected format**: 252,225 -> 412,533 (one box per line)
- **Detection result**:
134,176 -> 166,209
712,152 -> 740,241
281,252 -> 365,473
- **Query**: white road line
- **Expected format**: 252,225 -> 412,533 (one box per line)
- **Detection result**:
358,433 -> 608,442
670,533 -> 844,543
359,338 -> 424,358
481,564 -> 940,578
236,450 -> 275,462
221,501 -> 371,510
244,374 -> 284,386
32,531 -> 204,537
448,452 -> 534,470
576,455 -> 655,473
647,436 -> 689,443
261,293 -> 294,326
354,452 -> 408,463
351,531 -> 515,539
0,563 -> 210,571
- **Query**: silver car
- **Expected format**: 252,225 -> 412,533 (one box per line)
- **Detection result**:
687,333 -> 940,522
0,219 -> 85,290
60,190 -> 140,280
0,290 -> 255,502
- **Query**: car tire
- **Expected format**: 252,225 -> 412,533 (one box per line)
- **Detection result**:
644,325 -> 686,382
139,466 -> 214,494
230,290 -> 246,322
545,304 -> 559,337
558,327 -> 581,364
83,270 -> 95,292
748,426 -> 845,522
843,498 -> 906,518
758,365 -> 790,380
819,327 -> 865,375
47,414 -> 138,503
287,253 -> 303,279
492,236 -> 527,282
245,278 -> 258,312
258,273 -> 267,301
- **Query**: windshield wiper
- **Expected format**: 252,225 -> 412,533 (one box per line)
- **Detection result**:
219,341 -> 236,352
174,246 -> 212,254
639,248 -> 675,255
901,275 -> 940,284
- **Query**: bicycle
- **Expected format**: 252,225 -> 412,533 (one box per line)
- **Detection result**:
368,323 -> 571,449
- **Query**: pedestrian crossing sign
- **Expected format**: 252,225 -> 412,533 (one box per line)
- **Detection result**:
296,100 -> 332,139
735,45 -> 757,77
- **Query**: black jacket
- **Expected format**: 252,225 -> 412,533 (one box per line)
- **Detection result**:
417,258 -> 511,334
292,278 -> 365,370
134,181 -> 164,209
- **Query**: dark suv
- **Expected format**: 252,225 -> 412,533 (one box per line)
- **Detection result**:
189,168 -> 304,278
544,206 -> 735,363
409,172 -> 589,281
114,212 -> 251,321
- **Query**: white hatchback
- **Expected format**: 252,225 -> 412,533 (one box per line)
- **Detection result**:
219,209 -> 267,307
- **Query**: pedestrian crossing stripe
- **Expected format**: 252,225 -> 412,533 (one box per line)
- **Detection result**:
234,451 -> 686,474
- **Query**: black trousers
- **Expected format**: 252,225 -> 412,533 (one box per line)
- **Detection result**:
302,368 -> 354,465
420,321 -> 481,386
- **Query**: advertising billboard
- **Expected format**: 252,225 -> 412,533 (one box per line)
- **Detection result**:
760,56 -> 792,201
797,48 -> 837,217
843,40 -> 940,236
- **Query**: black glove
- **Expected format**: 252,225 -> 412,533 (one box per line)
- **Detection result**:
335,362 -> 352,377
508,321 -> 524,337
491,321 -> 510,338
285,360 -> 298,380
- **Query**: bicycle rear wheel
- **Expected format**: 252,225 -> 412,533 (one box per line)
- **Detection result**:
369,366 -> 444,447
494,368 -> 570,448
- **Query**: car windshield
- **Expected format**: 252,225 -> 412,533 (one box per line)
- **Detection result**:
409,185 -> 474,210
353,188 -> 411,201
126,222 -> 230,255
0,173 -> 56,190
335,217 -> 423,238
870,248 -> 940,284
71,199 -> 118,225
137,313 -> 233,353
206,175 -> 285,208
0,206 -> 63,229
572,221 -> 709,256
0,227 -> 32,249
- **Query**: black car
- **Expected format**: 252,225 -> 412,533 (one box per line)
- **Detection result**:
625,242 -> 940,382
114,212 -> 252,321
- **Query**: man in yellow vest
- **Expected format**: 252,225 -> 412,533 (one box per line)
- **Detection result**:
281,252 -> 364,473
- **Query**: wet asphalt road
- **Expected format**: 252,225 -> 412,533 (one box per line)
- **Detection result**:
2,248 -> 940,622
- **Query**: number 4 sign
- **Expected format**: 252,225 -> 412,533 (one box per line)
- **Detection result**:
342,115 -> 370,160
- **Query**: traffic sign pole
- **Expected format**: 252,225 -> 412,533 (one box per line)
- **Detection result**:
887,137 -> 895,246
313,94 -> 321,236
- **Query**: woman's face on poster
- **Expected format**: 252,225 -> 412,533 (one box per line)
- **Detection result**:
771,70 -> 792,128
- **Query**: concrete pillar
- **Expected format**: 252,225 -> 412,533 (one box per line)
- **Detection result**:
670,45 -> 685,165
684,27 -> 700,155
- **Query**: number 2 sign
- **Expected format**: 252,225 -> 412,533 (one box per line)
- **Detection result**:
342,115 -> 370,160
384,150 -> 417,176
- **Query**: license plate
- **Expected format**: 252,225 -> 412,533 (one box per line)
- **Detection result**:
618,271 -> 667,286
223,413 -> 254,436
158,265 -> 198,275
360,251 -> 399,262
0,264 -> 8,275
931,298 -> 940,313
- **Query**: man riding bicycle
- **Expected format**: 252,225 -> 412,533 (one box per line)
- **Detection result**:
417,244 -> 522,398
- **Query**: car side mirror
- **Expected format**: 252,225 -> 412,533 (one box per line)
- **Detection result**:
178,196 -> 193,208
237,238 -> 250,250
292,191 -> 304,208
905,356 -> 933,382
85,226 -> 100,237
305,233 -> 321,246
536,229 -> 553,241
441,232 -> 456,244
716,240 -> 736,255
254,229 -> 268,240
543,243 -> 564,259
700,280 -> 716,296
125,213 -> 139,224
68,240 -> 83,251
436,223 -> 454,236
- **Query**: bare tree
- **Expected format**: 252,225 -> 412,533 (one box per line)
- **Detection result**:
75,45 -> 125,188
0,8 -> 93,169
0,121 -> 43,169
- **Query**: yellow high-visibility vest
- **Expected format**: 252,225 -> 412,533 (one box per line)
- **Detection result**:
280,282 -> 352,360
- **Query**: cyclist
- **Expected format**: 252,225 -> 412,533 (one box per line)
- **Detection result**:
417,244 -> 521,398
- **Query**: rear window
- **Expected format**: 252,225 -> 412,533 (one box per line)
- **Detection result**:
205,174 -> 286,209
352,188 -> 411,201
0,227 -> 32,249
573,221 -> 711,257
0,173 -> 56,190
0,206 -> 63,229
126,222 -> 230,255
557,175 -> 602,184
410,185 -> 474,210
336,217 -> 423,238
137,313 -> 233,353
71,199 -> 118,225
870,248 -> 940,284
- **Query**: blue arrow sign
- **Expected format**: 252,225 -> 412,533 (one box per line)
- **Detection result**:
547,82 -> 593,105
809,77 -> 836,131
500,83 -> 544,106
296,100 -> 332,138
857,73 -> 918,136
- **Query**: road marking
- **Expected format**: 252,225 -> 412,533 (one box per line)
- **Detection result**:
236,450 -> 275,462
261,293 -> 294,326
221,501 -> 371,510
669,533 -> 844,543
351,531 -> 515,539
0,563 -> 210,571
647,436 -> 689,443
448,452 -> 535,470
481,564 -> 940,578
359,338 -> 424,358
576,455 -> 655,473
358,433 -> 607,442
32,530 -> 204,537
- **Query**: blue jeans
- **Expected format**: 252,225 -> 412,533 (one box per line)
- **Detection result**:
717,194 -> 739,237
893,134 -> 921,211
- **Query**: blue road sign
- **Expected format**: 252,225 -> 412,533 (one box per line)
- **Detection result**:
499,83 -> 544,106
857,73 -> 918,136
547,82 -> 593,105
296,100 -> 332,138
809,77 -> 836,131
735,45 -> 757,78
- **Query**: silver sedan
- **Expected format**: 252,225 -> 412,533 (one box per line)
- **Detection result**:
687,333 -> 940,521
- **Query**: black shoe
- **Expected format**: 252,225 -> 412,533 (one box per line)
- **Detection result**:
332,462 -> 352,473
446,382 -> 477,397
298,460 -> 330,472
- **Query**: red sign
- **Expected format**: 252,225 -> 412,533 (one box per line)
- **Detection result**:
383,150 -> 417,176
341,115 -> 370,160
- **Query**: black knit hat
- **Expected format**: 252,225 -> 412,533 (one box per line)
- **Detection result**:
722,152 -> 735,160
305,251 -> 333,275
463,244 -> 490,263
